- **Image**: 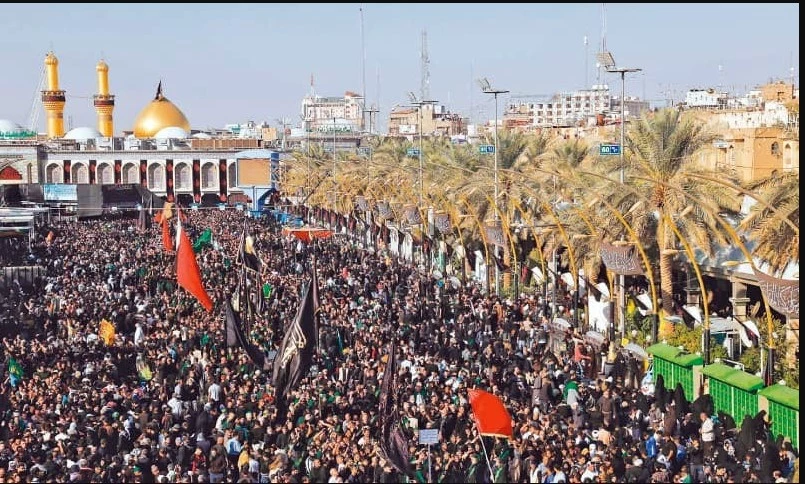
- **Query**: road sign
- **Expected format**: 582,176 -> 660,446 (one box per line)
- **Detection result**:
407,148 -> 421,157
357,147 -> 372,157
479,144 -> 495,154
419,428 -> 439,445
599,144 -> 621,156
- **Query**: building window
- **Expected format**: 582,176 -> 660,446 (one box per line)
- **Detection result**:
97,164 -> 113,184
71,164 -> 88,184
771,142 -> 780,156
175,163 -> 191,190
46,164 -> 62,183
201,162 -> 216,189
122,163 -> 138,184
148,164 -> 165,190
228,163 -> 238,188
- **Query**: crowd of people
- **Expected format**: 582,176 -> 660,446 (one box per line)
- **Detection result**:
0,206 -> 798,483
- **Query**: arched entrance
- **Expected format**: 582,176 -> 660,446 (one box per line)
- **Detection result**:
0,166 -> 22,180
122,163 -> 138,184
46,164 -> 62,183
71,163 -> 89,184
97,163 -> 113,185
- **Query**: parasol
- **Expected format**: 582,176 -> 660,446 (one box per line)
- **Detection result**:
583,330 -> 606,348
621,343 -> 649,361
281,226 -> 334,243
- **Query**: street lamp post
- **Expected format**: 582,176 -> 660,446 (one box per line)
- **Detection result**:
478,78 -> 509,296
407,92 -> 437,267
600,51 -> 641,341
332,117 -> 337,218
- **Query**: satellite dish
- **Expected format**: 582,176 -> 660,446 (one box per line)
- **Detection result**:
432,270 -> 443,280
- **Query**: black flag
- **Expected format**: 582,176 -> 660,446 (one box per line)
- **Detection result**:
137,206 -> 148,232
379,341 -> 414,478
272,277 -> 318,403
225,296 -> 268,369
240,234 -> 263,274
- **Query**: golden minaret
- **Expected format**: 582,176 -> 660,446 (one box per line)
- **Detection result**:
93,60 -> 115,137
41,52 -> 66,138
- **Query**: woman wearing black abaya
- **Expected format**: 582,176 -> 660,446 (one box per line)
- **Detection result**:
672,383 -> 689,416
654,374 -> 667,411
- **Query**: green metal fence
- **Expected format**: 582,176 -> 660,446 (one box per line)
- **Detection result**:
647,343 -> 703,401
645,345 -> 799,451
759,384 -> 799,449
700,363 -> 763,423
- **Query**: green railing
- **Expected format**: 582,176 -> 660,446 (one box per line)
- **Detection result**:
759,384 -> 799,449
647,343 -> 703,401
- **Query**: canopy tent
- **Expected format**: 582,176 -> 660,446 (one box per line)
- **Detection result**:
281,226 -> 333,243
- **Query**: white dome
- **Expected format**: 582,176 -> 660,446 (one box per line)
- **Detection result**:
191,132 -> 212,139
0,119 -> 24,134
64,126 -> 103,141
154,126 -> 188,139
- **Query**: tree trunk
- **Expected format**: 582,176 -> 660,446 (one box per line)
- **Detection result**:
658,221 -> 675,339
659,250 -> 675,340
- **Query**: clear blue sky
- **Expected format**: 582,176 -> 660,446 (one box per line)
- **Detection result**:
0,3 -> 798,133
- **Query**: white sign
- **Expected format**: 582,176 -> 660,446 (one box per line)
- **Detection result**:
419,428 -> 439,445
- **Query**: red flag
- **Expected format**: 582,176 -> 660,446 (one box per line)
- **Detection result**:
468,388 -> 513,438
175,220 -> 213,312
162,219 -> 174,252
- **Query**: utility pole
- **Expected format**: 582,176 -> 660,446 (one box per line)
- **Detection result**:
360,5 -> 367,134
332,117 -> 337,215
479,78 -> 509,296
407,92 -> 437,267
421,29 -> 430,102
600,49 -> 641,342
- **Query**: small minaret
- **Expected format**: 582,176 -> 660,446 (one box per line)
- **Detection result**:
94,59 -> 115,137
41,52 -> 66,138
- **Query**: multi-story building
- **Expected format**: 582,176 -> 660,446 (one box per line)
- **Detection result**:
301,91 -> 365,134
694,127 -> 795,181
689,80 -> 799,181
503,85 -> 613,129
684,89 -> 729,109
609,96 -> 651,120
387,103 -> 466,138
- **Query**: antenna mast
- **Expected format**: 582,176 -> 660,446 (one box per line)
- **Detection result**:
470,60 -> 474,125
360,5 -> 367,133
421,29 -> 430,101
597,3 -> 607,84
584,35 -> 589,89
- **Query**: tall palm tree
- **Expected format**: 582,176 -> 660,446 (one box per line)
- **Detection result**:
740,171 -> 799,274
609,108 -> 742,315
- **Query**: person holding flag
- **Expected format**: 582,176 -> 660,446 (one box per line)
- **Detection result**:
175,215 -> 214,312
99,319 -> 116,346
7,357 -> 24,387
468,388 -> 513,481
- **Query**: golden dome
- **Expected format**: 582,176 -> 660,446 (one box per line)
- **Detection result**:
132,82 -> 190,138
96,60 -> 108,72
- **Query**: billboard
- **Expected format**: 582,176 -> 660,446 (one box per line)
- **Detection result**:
237,158 -> 271,186
43,184 -> 77,202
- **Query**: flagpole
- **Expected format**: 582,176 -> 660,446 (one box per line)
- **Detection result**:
241,216 -> 250,334
477,434 -> 495,480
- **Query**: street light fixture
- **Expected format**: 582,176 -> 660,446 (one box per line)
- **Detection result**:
602,51 -> 641,342
478,77 -> 509,296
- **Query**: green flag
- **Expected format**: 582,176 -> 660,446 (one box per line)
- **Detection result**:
8,357 -> 23,386
193,228 -> 213,252
262,283 -> 273,299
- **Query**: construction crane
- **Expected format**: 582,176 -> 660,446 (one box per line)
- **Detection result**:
27,66 -> 45,133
